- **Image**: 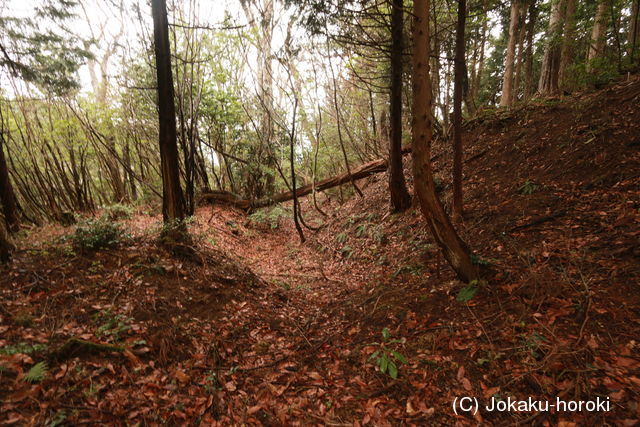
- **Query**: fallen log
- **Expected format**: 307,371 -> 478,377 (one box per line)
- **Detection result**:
200,147 -> 412,210
199,190 -> 251,210
199,145 -> 493,211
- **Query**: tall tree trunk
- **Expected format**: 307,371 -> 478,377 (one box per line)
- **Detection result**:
538,0 -> 565,95
412,0 -> 480,283
587,0 -> 609,71
452,0 -> 466,222
86,18 -> 126,204
256,0 -> 275,197
0,132 -> 20,232
523,0 -> 538,98
388,0 -> 412,213
106,137 -> 126,202
629,0 -> 640,62
240,0 -> 275,199
328,44 -> 363,198
123,139 -> 137,201
558,0 -> 577,88
262,0 -> 275,196
68,145 -> 85,211
289,98 -> 305,243
443,65 -> 452,136
195,139 -> 211,192
466,23 -> 479,115
471,0 -> 488,103
368,90 -> 378,155
0,219 -> 14,263
151,0 -> 186,225
431,0 -> 442,123
512,0 -> 528,103
500,0 -> 521,107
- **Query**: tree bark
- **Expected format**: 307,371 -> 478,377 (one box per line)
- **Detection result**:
512,0 -> 528,103
260,0 -> 275,196
538,0 -> 565,95
587,0 -> 609,71
523,0 -> 538,99
289,98 -> 305,243
412,0 -> 480,283
0,219 -> 14,263
500,0 -> 521,107
471,0 -> 488,104
328,44 -> 363,198
151,0 -> 186,224
629,0 -> 640,62
452,0 -> 466,221
241,0 -> 276,199
123,139 -> 137,201
558,0 -> 577,88
105,137 -> 126,202
0,131 -> 20,232
431,0 -> 442,124
388,0 -> 412,213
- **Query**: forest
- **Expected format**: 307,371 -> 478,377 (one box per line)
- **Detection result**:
0,0 -> 639,424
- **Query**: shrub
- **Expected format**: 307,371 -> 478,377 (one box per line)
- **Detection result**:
58,211 -> 76,226
568,59 -> 619,91
71,218 -> 125,251
249,206 -> 289,229
0,342 -> 48,356
518,180 -> 538,195
103,204 -> 133,221
368,328 -> 408,379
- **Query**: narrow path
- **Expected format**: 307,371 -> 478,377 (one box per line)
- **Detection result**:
194,205 -> 396,424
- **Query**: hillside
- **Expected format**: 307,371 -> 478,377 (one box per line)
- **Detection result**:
1,77 -> 639,425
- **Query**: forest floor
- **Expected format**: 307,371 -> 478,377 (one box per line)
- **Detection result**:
1,76 -> 640,426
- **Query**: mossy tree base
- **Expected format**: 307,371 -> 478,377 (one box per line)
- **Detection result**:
158,222 -> 200,263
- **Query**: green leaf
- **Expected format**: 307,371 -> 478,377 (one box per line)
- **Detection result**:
23,361 -> 48,383
49,409 -> 67,427
392,351 -> 408,364
382,328 -> 390,341
388,361 -> 398,378
380,355 -> 388,373
368,350 -> 380,361
457,285 -> 478,302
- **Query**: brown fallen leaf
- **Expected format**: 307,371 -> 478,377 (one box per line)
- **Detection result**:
174,370 -> 189,384
123,349 -> 140,366
247,405 -> 262,415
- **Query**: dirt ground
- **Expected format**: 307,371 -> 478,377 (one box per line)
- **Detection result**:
1,76 -> 639,425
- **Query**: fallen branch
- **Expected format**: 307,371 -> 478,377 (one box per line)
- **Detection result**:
509,210 -> 566,232
200,147 -> 411,210
200,145 -> 486,211
201,190 -> 251,210
465,149 -> 489,163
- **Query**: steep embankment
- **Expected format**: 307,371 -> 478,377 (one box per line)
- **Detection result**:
227,75 -> 640,425
1,76 -> 638,426
193,76 -> 640,424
